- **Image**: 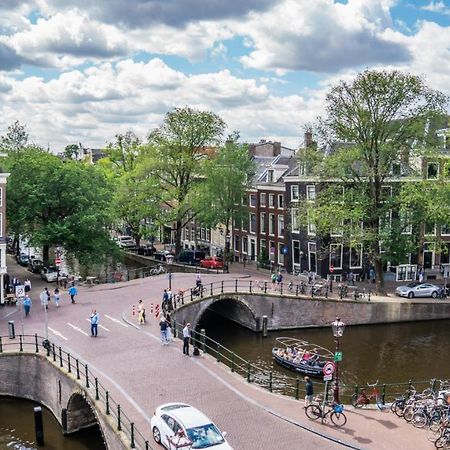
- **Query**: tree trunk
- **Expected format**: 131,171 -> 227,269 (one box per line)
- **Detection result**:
374,257 -> 386,296
43,244 -> 50,266
175,220 -> 182,257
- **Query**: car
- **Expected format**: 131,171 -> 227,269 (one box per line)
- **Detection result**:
28,258 -> 44,274
177,250 -> 206,266
199,256 -> 224,269
137,244 -> 156,256
151,403 -> 233,450
40,266 -> 67,283
117,235 -> 136,251
16,253 -> 29,267
395,282 -> 441,299
154,250 -> 173,262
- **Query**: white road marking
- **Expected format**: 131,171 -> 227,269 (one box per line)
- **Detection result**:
67,322 -> 89,336
85,318 -> 110,331
48,327 -> 68,341
104,314 -> 128,327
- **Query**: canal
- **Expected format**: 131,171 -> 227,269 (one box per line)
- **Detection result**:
198,310 -> 450,388
0,397 -> 105,450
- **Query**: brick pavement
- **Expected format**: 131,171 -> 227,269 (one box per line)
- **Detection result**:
0,256 -> 436,449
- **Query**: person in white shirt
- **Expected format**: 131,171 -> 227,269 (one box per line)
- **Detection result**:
183,323 -> 191,356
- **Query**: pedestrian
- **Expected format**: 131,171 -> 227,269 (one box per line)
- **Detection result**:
418,266 -> 424,283
276,271 -> 283,287
68,284 -> 78,304
305,376 -> 314,407
162,289 -> 169,311
137,299 -> 145,324
159,317 -> 168,345
308,271 -> 313,284
90,309 -> 99,337
271,272 -> 277,290
369,267 -> 376,284
166,313 -> 173,342
183,323 -> 191,356
54,287 -> 60,307
23,293 -> 32,317
195,271 -> 202,287
24,278 -> 31,293
348,271 -> 355,286
40,288 -> 49,310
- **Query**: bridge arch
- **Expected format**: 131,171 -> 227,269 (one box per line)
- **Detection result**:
65,392 -> 100,435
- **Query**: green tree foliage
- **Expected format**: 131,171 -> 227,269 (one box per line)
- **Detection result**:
6,147 -> 117,265
300,70 -> 448,293
63,144 -> 82,160
0,121 -> 29,153
146,107 -> 226,255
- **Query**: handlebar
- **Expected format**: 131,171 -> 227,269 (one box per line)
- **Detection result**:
367,380 -> 379,387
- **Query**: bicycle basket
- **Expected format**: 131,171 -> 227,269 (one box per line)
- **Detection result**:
334,403 -> 344,413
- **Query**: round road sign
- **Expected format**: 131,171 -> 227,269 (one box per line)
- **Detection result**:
329,265 -> 335,273
323,361 -> 336,376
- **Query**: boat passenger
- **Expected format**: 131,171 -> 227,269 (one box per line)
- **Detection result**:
302,351 -> 312,361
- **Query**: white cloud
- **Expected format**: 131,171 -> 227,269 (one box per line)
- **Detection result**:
421,1 -> 450,15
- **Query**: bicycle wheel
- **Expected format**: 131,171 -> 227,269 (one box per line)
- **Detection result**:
403,405 -> 415,422
351,393 -> 363,408
376,395 -> 385,410
412,412 -> 429,428
435,433 -> 450,449
330,411 -> 347,427
305,404 -> 322,421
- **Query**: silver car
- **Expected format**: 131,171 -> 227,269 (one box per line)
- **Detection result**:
395,282 -> 440,299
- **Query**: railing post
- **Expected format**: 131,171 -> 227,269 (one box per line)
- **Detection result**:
46,342 -> 50,357
19,334 -> 23,351
408,379 -> 412,397
431,378 -> 437,393
382,383 -> 386,405
190,289 -> 193,302
231,352 -> 235,372
235,280 -> 237,292
296,285 -> 299,296
221,281 -> 224,294
0,336 -> 2,353
264,282 -> 267,294
250,280 -> 252,293
354,385 -> 359,399
106,391 -> 110,415
269,371 -> 273,392
85,365 -> 90,388
130,422 -> 135,448
200,329 -> 206,353
295,378 -> 300,400
35,334 -> 39,352
52,343 -> 56,362
210,283 -> 213,296
200,285 -> 204,298
247,361 -> 251,383
95,378 -> 99,400
68,354 -> 71,373
145,441 -> 149,450
216,343 -> 221,363
59,347 -> 63,367
76,359 -> 80,380
117,404 -> 122,431
280,283 -> 283,295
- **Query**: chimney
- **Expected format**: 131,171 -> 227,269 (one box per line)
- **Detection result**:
273,142 -> 281,156
248,144 -> 256,156
304,130 -> 313,148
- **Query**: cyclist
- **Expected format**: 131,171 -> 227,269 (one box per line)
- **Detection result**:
305,377 -> 314,407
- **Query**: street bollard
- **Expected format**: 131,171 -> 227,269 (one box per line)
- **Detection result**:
34,406 -> 44,446
8,321 -> 15,339
262,315 -> 268,337
200,328 -> 206,353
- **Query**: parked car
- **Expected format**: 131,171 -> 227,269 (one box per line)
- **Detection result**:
395,282 -> 441,299
16,253 -> 29,267
151,403 -> 233,449
40,266 -> 67,283
153,250 -> 173,262
199,256 -> 224,270
177,250 -> 206,266
137,244 -> 156,256
117,236 -> 136,251
28,258 -> 44,274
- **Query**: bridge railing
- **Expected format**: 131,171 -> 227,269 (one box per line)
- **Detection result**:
170,323 -> 433,405
0,334 -> 154,450
171,279 -> 371,306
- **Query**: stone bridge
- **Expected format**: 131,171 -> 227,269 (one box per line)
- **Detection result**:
0,347 -> 137,450
172,285 -> 450,332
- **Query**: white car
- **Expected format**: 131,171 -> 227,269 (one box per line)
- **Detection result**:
151,403 -> 233,449
395,282 -> 441,299
40,266 -> 68,283
117,235 -> 136,250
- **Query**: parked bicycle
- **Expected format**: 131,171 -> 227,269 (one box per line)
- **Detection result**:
305,397 -> 347,427
352,381 -> 384,409
150,265 -> 166,276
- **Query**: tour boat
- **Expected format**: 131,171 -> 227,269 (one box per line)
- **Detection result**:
272,337 -> 334,377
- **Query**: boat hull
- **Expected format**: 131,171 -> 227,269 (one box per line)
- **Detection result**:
272,349 -> 326,377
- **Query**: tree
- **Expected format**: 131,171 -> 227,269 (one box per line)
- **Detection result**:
63,144 -> 82,160
300,70 -> 448,294
6,147 -> 117,265
0,121 -> 28,153
146,107 -> 226,256
195,138 -> 255,265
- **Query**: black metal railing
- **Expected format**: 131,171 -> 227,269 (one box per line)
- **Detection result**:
0,334 -> 155,450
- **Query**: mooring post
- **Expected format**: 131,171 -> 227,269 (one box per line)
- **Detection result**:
34,406 -> 44,446
262,315 -> 268,337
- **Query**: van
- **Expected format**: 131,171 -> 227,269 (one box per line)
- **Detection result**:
177,250 -> 206,265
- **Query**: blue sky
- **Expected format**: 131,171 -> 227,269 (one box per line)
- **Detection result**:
0,0 -> 449,150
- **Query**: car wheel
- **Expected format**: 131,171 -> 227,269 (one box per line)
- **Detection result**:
408,291 -> 414,299
152,426 -> 161,444
431,291 -> 438,298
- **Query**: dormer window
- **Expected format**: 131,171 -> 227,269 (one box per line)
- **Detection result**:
267,170 -> 274,182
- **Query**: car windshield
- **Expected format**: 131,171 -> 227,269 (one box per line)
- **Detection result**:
186,423 -> 224,449
406,283 -> 418,288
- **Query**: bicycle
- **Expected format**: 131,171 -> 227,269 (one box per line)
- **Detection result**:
305,399 -> 347,427
352,381 -> 384,410
150,265 -> 166,276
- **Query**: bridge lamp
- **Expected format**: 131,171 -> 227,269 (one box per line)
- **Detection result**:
331,317 -> 345,404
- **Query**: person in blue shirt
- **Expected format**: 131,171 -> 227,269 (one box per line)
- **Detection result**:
68,284 -> 78,304
23,294 -> 32,317
90,309 -> 99,337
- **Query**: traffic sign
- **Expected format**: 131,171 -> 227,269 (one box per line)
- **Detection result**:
329,265 -> 334,273
334,351 -> 343,362
55,258 -> 61,265
322,361 -> 335,376
15,285 -> 25,298
323,374 -> 333,382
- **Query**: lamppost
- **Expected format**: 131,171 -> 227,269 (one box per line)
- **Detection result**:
225,232 -> 230,273
331,317 -> 345,404
166,254 -> 174,291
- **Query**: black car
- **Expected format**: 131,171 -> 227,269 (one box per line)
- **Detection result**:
28,258 -> 44,274
137,244 -> 156,256
177,250 -> 206,265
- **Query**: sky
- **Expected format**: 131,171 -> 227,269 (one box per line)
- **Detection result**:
0,0 -> 449,151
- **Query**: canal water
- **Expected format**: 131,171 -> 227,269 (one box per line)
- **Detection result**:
0,397 -> 105,450
199,311 -> 450,388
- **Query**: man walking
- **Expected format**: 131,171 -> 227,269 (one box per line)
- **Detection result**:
137,299 -> 145,324
90,309 -> 99,337
68,284 -> 78,304
305,376 -> 314,407
23,294 -> 32,317
40,288 -> 49,310
159,316 -> 168,344
54,287 -> 60,307
183,323 -> 191,356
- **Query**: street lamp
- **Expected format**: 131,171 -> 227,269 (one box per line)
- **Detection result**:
331,317 -> 345,404
166,254 -> 174,291
225,232 -> 231,273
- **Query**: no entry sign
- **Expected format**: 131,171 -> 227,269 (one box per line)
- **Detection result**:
322,361 -> 336,376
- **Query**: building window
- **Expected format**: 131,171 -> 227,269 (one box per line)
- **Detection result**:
269,213 -> 275,235
392,163 -> 401,176
260,193 -> 266,207
278,243 -> 284,266
381,185 -> 392,201
278,215 -> 284,236
330,220 -> 343,237
0,213 -> 3,238
307,216 -> 316,236
350,244 -> 363,268
427,162 -> 439,179
425,222 -> 436,236
306,185 -> 316,201
260,239 -> 266,257
191,229 -> 195,241
269,241 -> 275,261
400,211 -> 412,234
379,210 -> 392,231
234,235 -> 239,251
299,163 -> 306,176
0,187 -> 3,207
269,194 -> 275,208
250,213 -> 256,233
250,194 -> 256,207
308,242 -> 317,272
291,185 -> 299,201
278,194 -> 284,209
329,243 -> 343,269
441,224 -> 450,236
292,240 -> 301,270
260,212 -> 266,233
267,170 -> 274,182
242,195 -> 248,206
243,237 -> 248,253
291,208 -> 299,232
242,216 -> 248,231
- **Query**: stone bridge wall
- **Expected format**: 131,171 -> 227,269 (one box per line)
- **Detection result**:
173,292 -> 450,331
0,352 -> 128,450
